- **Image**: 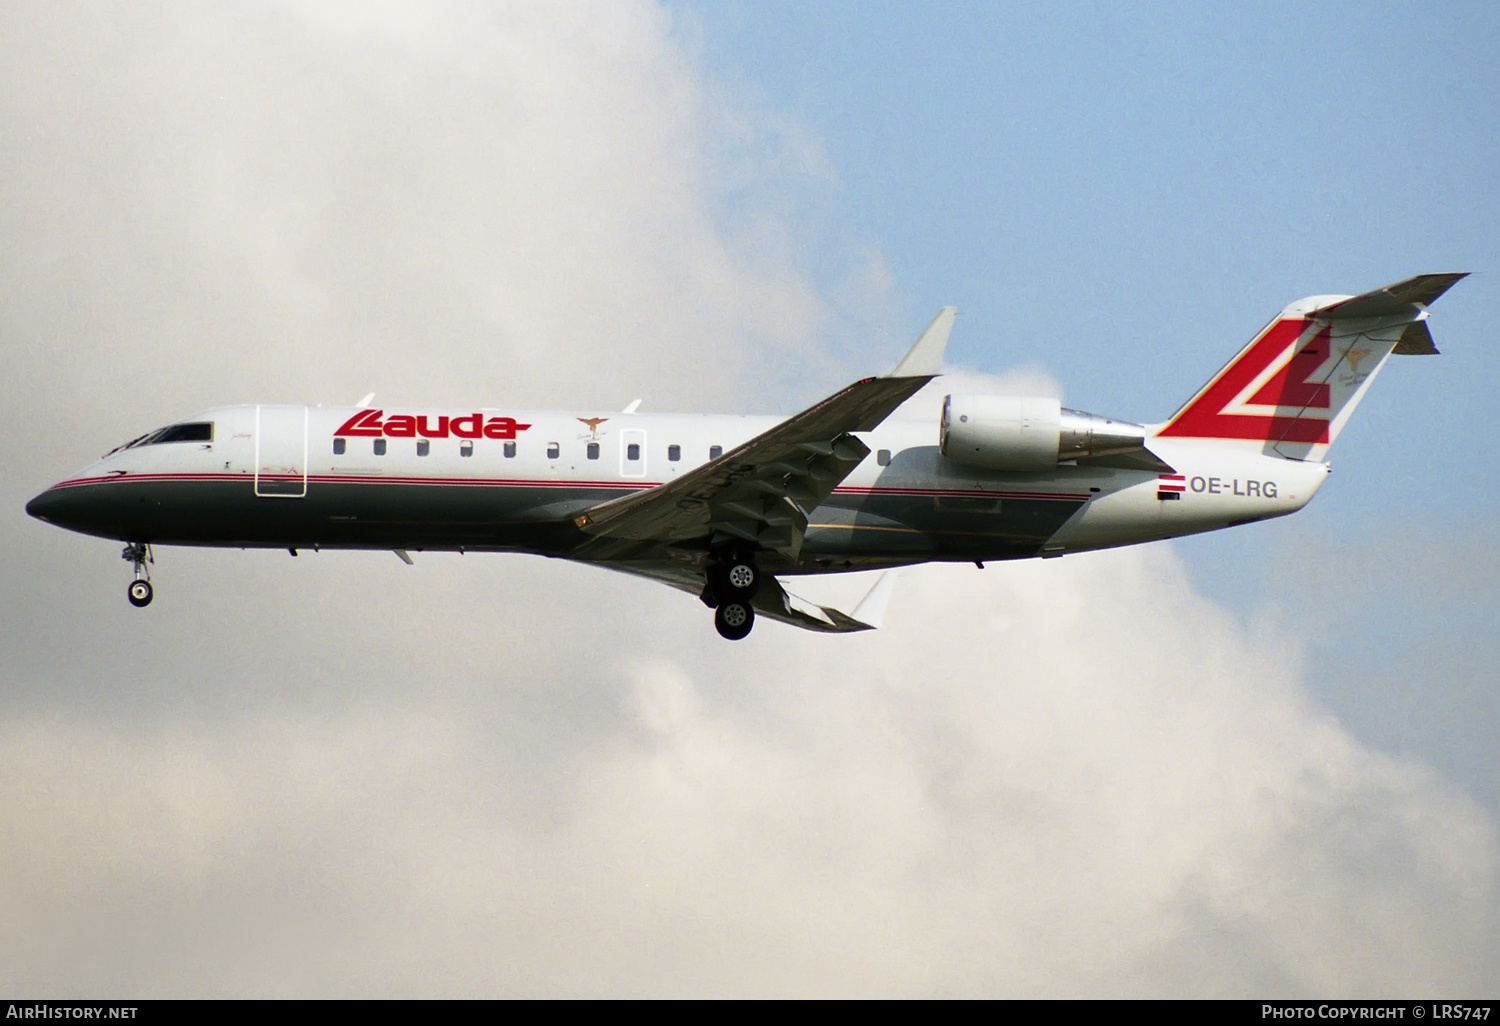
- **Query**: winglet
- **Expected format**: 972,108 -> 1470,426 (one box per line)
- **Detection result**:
883,307 -> 955,379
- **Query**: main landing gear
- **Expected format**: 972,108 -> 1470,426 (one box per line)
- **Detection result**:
707,552 -> 760,641
123,542 -> 153,607
714,600 -> 754,641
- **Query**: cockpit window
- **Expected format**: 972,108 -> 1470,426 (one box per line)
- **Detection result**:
108,422 -> 215,456
135,423 -> 214,447
105,434 -> 150,456
153,422 -> 213,444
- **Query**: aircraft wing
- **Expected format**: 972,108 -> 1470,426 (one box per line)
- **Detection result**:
612,563 -> 897,634
572,308 -> 955,563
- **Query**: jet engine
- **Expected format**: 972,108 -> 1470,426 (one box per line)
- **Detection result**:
939,394 -> 1151,472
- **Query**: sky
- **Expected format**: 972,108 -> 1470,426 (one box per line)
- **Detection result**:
1,0 -> 1497,997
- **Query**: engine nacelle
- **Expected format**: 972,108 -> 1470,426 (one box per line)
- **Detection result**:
939,394 -> 1150,472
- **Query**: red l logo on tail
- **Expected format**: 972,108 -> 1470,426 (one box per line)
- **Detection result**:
1158,319 -> 1332,444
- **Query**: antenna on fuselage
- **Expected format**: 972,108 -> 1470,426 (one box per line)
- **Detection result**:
356,393 -> 375,408
622,399 -> 642,413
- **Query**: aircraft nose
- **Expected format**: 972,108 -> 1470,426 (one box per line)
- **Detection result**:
26,484 -> 92,530
27,478 -> 145,541
26,486 -> 69,525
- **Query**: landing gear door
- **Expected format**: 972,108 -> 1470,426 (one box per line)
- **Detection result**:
255,405 -> 308,497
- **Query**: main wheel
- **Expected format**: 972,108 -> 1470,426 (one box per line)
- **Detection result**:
127,580 -> 153,607
714,600 -> 754,641
712,559 -> 759,600
726,561 -> 757,593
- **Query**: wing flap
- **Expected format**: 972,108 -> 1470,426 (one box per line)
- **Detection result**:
605,563 -> 887,634
754,575 -> 878,633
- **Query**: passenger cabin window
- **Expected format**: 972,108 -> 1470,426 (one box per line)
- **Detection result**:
373,439 -> 387,456
417,440 -> 430,457
877,449 -> 892,466
587,442 -> 600,460
709,445 -> 722,460
504,441 -> 517,458
333,438 -> 346,455
460,440 -> 474,457
667,444 -> 680,462
626,443 -> 641,461
547,442 -> 560,459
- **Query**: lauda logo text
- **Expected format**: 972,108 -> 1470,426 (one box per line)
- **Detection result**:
334,410 -> 532,440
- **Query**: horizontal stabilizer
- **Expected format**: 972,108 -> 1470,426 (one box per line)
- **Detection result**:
1313,272 -> 1468,320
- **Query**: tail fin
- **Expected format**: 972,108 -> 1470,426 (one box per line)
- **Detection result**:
1156,273 -> 1467,461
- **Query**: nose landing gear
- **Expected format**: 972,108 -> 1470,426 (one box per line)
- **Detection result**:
123,542 -> 153,607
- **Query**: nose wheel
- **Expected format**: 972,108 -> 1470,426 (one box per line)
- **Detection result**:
122,542 -> 154,607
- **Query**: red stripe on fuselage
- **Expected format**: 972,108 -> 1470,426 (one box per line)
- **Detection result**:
46,473 -> 1090,502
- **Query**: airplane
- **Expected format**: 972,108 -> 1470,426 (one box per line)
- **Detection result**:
26,273 -> 1466,640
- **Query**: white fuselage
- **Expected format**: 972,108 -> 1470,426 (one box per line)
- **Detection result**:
31,403 -> 1329,571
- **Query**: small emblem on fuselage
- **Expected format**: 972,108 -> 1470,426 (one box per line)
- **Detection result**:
577,416 -> 609,439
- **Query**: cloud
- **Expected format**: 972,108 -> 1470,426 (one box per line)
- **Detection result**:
1252,519 -> 1500,821
1,0 -> 832,457
1,548 -> 1494,996
0,0 -> 1494,997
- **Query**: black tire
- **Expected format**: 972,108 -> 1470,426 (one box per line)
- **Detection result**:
714,600 -> 754,640
127,580 -> 153,608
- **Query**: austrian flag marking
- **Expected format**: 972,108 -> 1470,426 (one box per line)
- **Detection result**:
1157,474 -> 1185,501
335,409 -> 532,440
